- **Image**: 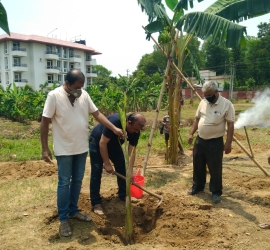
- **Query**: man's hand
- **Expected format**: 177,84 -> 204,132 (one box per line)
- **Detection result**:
42,149 -> 52,163
103,163 -> 114,174
188,134 -> 194,145
113,127 -> 124,138
224,142 -> 232,154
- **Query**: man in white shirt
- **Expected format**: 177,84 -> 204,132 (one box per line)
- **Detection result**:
40,69 -> 123,237
187,80 -> 235,203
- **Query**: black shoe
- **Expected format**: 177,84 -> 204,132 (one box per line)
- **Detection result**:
119,196 -> 125,202
212,193 -> 221,204
187,186 -> 204,195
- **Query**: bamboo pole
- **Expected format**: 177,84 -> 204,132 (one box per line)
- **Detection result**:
244,126 -> 253,157
232,135 -> 269,176
141,29 -> 179,176
143,26 -> 270,177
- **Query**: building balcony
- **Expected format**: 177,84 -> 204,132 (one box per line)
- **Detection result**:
86,58 -> 97,66
69,55 -> 81,63
45,66 -> 60,74
11,47 -> 27,57
12,63 -> 28,72
14,79 -> 28,87
44,51 -> 60,60
85,71 -> 97,78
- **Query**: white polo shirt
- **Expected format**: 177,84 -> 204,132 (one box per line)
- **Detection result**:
196,95 -> 235,140
42,86 -> 98,156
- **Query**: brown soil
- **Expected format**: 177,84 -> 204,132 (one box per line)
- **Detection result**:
0,144 -> 270,249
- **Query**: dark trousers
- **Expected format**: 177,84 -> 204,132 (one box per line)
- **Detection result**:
89,137 -> 126,206
193,136 -> 224,194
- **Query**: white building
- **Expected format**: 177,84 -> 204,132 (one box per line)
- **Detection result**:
0,32 -> 101,90
187,70 -> 231,90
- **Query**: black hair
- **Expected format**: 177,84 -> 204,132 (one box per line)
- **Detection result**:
127,113 -> 138,125
65,69 -> 85,85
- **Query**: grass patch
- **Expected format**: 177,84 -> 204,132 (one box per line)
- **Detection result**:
145,171 -> 179,188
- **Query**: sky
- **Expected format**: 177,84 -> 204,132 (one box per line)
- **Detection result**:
1,0 -> 270,77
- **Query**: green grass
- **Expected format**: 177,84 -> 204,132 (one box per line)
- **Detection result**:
0,100 -> 260,162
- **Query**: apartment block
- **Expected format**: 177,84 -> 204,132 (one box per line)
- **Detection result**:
0,32 -> 101,90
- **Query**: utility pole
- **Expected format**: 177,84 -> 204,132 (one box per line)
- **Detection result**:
229,63 -> 236,100
126,69 -> 129,78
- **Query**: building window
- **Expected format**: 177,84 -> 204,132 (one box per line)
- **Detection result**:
70,63 -> 74,70
48,74 -> 53,83
13,57 -> 21,66
57,60 -> 61,68
86,66 -> 91,73
14,72 -> 21,82
58,75 -> 62,83
86,53 -> 91,61
63,48 -> 67,58
5,57 -> 8,69
69,49 -> 74,57
47,60 -> 53,68
4,42 -> 7,54
13,41 -> 20,49
46,45 -> 52,53
5,72 -> 9,85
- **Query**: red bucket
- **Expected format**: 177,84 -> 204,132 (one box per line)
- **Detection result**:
130,169 -> 144,199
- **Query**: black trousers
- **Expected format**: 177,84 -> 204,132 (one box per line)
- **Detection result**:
193,136 -> 224,194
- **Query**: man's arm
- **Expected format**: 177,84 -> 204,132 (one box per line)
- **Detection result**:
40,116 -> 52,162
188,117 -> 200,145
224,121 -> 234,154
92,110 -> 124,137
99,134 -> 114,173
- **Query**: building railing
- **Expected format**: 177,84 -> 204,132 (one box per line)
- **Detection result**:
14,79 -> 28,83
86,58 -> 92,61
45,66 -> 60,70
13,63 -> 27,67
12,47 -> 26,52
69,55 -> 81,58
86,71 -> 97,74
45,51 -> 60,56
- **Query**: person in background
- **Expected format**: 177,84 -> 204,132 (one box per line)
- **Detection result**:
89,113 -> 146,216
40,69 -> 123,237
162,113 -> 185,155
187,80 -> 235,204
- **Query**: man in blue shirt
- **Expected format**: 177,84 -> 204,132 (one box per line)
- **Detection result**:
89,113 -> 146,215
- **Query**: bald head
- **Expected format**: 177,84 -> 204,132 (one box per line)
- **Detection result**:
126,113 -> 146,134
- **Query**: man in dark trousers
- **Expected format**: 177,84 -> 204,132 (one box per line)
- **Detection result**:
188,80 -> 235,204
89,113 -> 146,215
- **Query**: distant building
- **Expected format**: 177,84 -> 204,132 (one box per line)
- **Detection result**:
187,70 -> 231,91
0,32 -> 101,90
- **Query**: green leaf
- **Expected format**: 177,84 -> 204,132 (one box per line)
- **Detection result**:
165,0 -> 178,11
205,0 -> 270,23
0,2 -> 10,35
145,20 -> 164,33
176,12 -> 247,48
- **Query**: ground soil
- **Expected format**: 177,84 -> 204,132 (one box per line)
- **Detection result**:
0,136 -> 270,249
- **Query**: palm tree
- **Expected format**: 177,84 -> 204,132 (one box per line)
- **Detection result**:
137,0 -> 270,169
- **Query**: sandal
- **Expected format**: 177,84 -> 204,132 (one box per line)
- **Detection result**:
93,204 -> 104,216
259,222 -> 270,229
59,221 -> 72,237
69,212 -> 92,222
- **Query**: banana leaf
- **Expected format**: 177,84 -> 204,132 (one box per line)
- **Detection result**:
176,12 -> 247,48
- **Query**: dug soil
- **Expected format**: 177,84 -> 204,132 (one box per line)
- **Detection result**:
0,137 -> 270,249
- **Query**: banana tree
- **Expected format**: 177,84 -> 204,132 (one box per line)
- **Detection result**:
117,93 -> 134,244
0,2 -> 10,35
138,0 -> 270,169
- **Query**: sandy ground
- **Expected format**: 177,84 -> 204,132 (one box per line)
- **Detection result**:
0,138 -> 270,250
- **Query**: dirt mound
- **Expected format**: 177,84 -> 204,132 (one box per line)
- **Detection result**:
0,160 -> 57,179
